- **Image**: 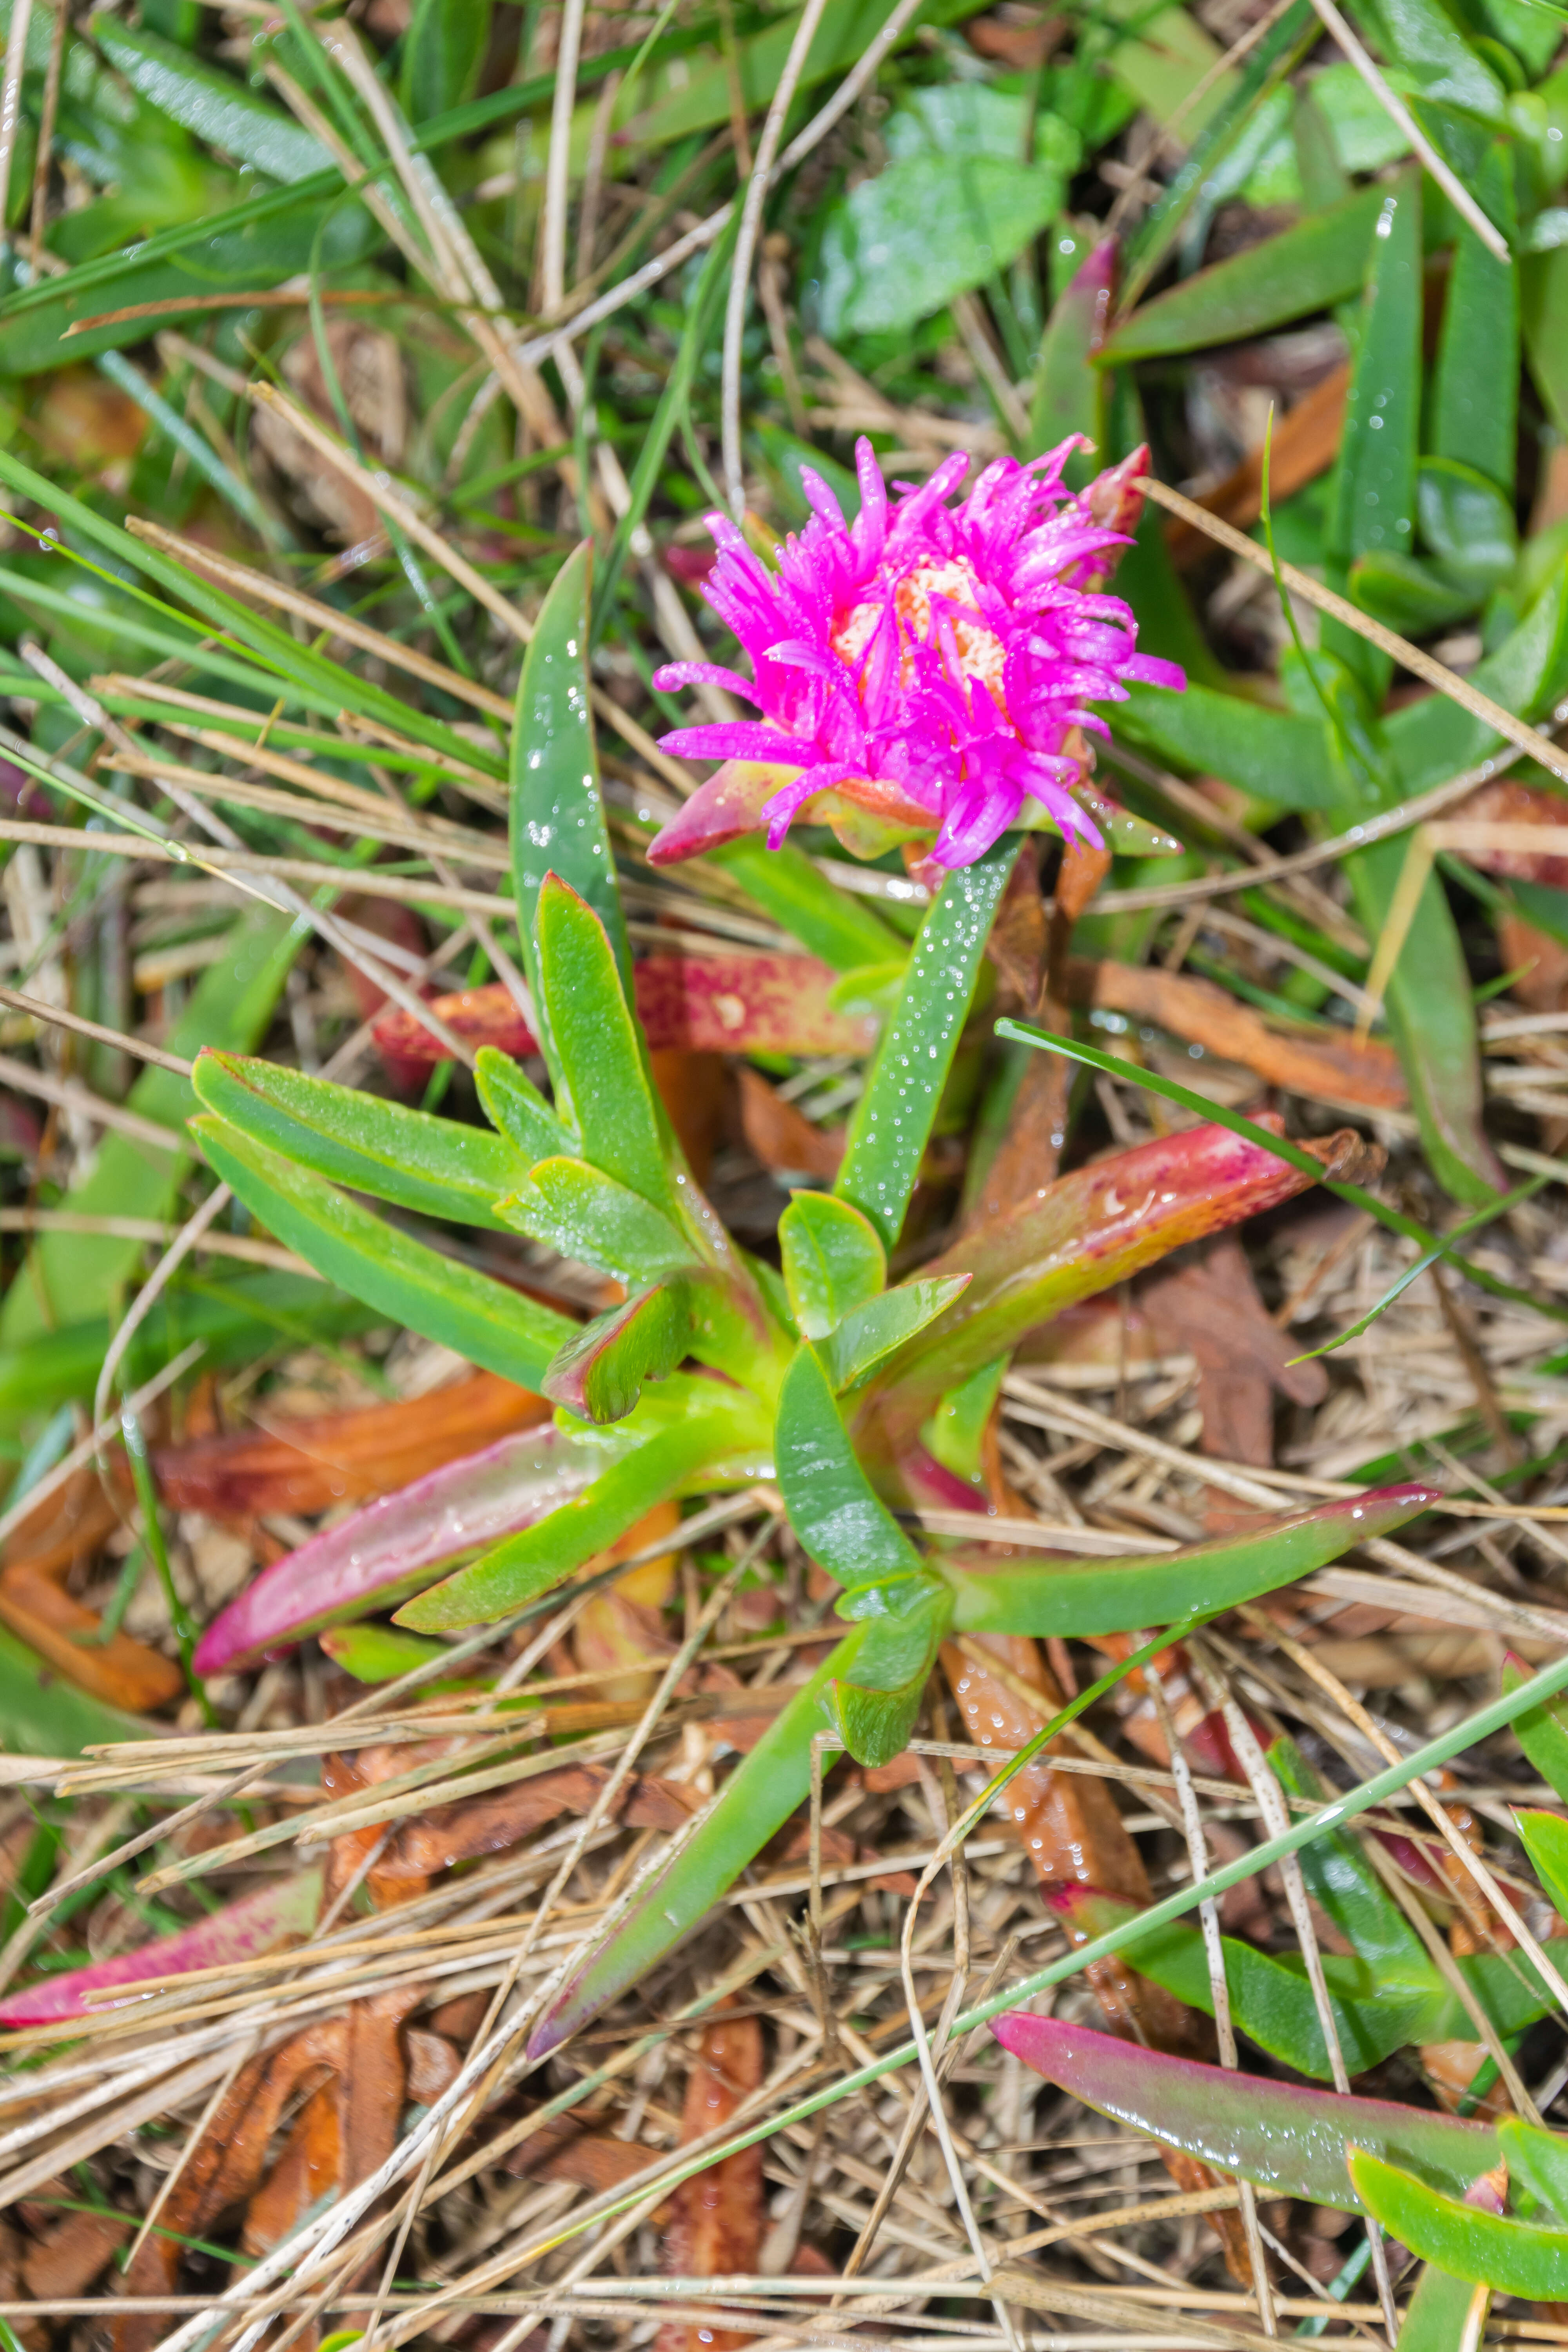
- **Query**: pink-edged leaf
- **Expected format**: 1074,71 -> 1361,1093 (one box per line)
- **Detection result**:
646,760 -> 794,866
1082,445 -> 1150,585
372,955 -> 877,1070
0,1871 -> 322,2026
879,1116 -> 1377,1416
192,1423 -> 622,1673
991,2014 -> 1497,2207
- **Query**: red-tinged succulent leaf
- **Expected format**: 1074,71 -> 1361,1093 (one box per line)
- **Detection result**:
876,1116 -> 1380,1418
1082,445 -> 1150,584
372,956 -> 877,1069
646,760 -> 792,866
192,1423 -> 626,1673
0,1871 -> 323,2026
155,1372 -> 551,1522
990,2014 -> 1498,2205
937,1486 -> 1440,1637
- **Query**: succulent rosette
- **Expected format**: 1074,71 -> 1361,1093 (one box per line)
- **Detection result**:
648,434 -> 1183,871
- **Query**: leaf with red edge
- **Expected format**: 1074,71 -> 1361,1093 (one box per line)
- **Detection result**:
990,2012 -> 1498,2205
192,1421 -> 629,1673
0,1871 -> 323,2027
646,760 -> 792,867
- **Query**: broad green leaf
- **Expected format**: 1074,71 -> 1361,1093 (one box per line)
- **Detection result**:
0,1620 -> 154,1757
826,1579 -> 953,1767
191,1053 -> 521,1231
527,1620 -> 873,2058
992,2011 -> 1500,2205
318,1625 -> 454,1685
0,905 -> 301,1355
1270,1735 -> 1432,1974
1417,459 -> 1517,594
196,1421 -> 625,1670
499,1157 -> 697,1285
1501,2116 -> 1568,2223
512,546 -> 631,1082
1054,1887 -> 1444,2076
534,875 -> 680,1219
397,1397 -> 749,1630
1310,60 -> 1408,174
89,14 -> 329,178
937,1486 -> 1437,1637
924,1356 -> 1007,1486
1326,174 -> 1422,702
780,1193 -> 886,1341
775,1344 -> 924,1598
1101,185 -> 1382,364
475,1047 -> 577,1165
835,838 -> 1015,1251
400,0 -> 492,119
542,1278 -> 692,1425
714,838 -> 908,973
1101,0 -> 1234,135
1350,2150 -> 1568,2298
823,1278 -> 969,1393
1397,2265 -> 1487,2352
1348,550 -> 1477,635
1349,0 -> 1506,120
192,1116 -> 575,1394
1385,561 -> 1568,791
1430,143 -> 1518,496
1503,1650 -> 1568,1804
1517,1808 -> 1568,1918
818,96 -> 1080,339
1116,677 -> 1339,809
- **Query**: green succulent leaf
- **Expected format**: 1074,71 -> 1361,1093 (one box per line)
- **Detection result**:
1516,1808 -> 1568,1919
475,1047 -> 578,1166
775,1343 -> 925,1597
826,1578 -> 953,1767
500,1157 -> 697,1285
1325,172 -> 1421,704
191,1051 -> 521,1231
1269,1736 -> 1430,1973
1349,2149 -> 1568,2299
396,1390 -> 751,1630
1501,2116 -> 1568,2224
1419,458 -> 1517,596
1503,1651 -> 1568,1805
780,1192 -> 886,1341
512,545 -> 632,1086
534,873 -> 686,1221
937,1486 -> 1437,1638
822,1277 -> 970,1394
400,0 -> 492,118
192,1115 -> 574,1393
835,838 -> 1015,1250
1102,183 -> 1383,363
541,1277 -> 694,1425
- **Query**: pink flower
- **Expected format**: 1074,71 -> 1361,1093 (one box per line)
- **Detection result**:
650,436 -> 1183,871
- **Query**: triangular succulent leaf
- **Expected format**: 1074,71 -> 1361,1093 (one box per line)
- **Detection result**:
780,1191 -> 885,1339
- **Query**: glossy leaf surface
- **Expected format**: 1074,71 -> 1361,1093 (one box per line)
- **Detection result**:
535,874 -> 682,1220
192,1116 -> 575,1394
193,1421 -> 623,1671
775,1343 -> 925,1598
835,839 -> 1015,1249
475,1047 -> 577,1165
991,2013 -> 1497,2203
542,1278 -> 693,1425
1102,184 -> 1381,362
512,544 -> 631,1081
192,1052 -> 521,1231
823,1277 -> 969,1393
1350,2150 -> 1568,2297
780,1192 -> 886,1341
397,1390 -> 759,1630
937,1486 -> 1437,1635
827,1579 -> 952,1765
499,1156 -> 697,1285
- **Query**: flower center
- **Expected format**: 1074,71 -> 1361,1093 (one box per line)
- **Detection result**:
830,555 -> 1008,713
